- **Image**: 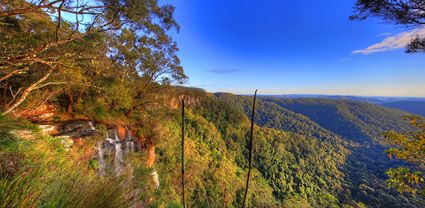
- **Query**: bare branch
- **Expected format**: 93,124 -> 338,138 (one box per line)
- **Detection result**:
7,86 -> 22,105
0,0 -> 62,17
0,67 -> 29,82
33,81 -> 66,90
2,67 -> 54,115
55,0 -> 66,42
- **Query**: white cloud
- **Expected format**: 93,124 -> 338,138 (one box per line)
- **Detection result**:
352,28 -> 425,55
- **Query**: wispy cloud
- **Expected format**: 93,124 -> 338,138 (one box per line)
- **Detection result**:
337,57 -> 351,63
377,32 -> 393,37
352,28 -> 425,55
207,68 -> 238,75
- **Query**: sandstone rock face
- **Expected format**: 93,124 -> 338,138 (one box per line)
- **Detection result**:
39,124 -> 59,135
14,104 -> 57,122
146,145 -> 155,168
58,120 -> 98,138
37,121 -> 99,154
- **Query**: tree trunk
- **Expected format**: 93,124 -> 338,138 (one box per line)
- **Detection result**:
66,89 -> 73,113
0,69 -> 23,82
2,68 -> 53,115
75,89 -> 84,105
67,95 -> 73,113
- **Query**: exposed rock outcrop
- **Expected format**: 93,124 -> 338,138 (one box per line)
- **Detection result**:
13,104 -> 57,122
97,128 -> 140,176
56,120 -> 98,138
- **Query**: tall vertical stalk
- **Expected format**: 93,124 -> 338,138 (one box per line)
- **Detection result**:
181,99 -> 186,208
242,90 -> 258,208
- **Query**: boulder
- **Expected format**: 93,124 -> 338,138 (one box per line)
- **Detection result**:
57,120 -> 99,138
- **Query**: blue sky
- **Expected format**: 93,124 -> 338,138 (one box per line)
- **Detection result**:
165,0 -> 425,96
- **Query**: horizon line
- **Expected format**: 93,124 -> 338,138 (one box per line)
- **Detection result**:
209,91 -> 425,98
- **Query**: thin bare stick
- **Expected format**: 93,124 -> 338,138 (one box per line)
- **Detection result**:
181,98 -> 186,208
39,90 -> 60,106
242,89 -> 258,208
68,0 -> 80,40
7,86 -> 21,105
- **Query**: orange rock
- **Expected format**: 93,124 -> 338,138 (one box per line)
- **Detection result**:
80,148 -> 95,161
117,126 -> 126,140
15,104 -> 58,122
147,145 -> 155,168
73,138 -> 85,145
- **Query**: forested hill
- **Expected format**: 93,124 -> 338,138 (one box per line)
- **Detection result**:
261,98 -> 414,143
216,93 -> 413,143
382,101 -> 425,117
214,93 -> 425,207
215,93 -> 344,142
2,86 -> 425,207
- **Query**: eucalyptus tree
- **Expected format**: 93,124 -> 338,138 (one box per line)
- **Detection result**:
0,0 -> 185,114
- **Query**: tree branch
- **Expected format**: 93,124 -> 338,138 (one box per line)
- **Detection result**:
0,67 -> 29,82
55,0 -> 66,42
33,81 -> 66,90
2,67 -> 54,115
0,0 -> 62,17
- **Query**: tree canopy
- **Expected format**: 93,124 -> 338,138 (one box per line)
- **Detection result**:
384,116 -> 425,195
351,0 -> 425,52
0,0 -> 186,115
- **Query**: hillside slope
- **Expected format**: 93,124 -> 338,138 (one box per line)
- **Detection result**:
2,89 -> 424,207
214,94 -> 424,207
382,101 -> 425,117
263,98 -> 413,142
192,94 -> 350,207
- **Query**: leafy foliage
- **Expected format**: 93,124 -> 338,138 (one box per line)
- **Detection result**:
0,0 -> 186,115
351,0 -> 425,53
384,116 -> 425,195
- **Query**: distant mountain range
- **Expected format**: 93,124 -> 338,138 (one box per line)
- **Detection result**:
260,94 -> 425,116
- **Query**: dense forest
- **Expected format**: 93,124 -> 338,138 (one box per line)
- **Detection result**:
2,86 -> 425,207
382,101 -> 425,117
1,0 -> 425,207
